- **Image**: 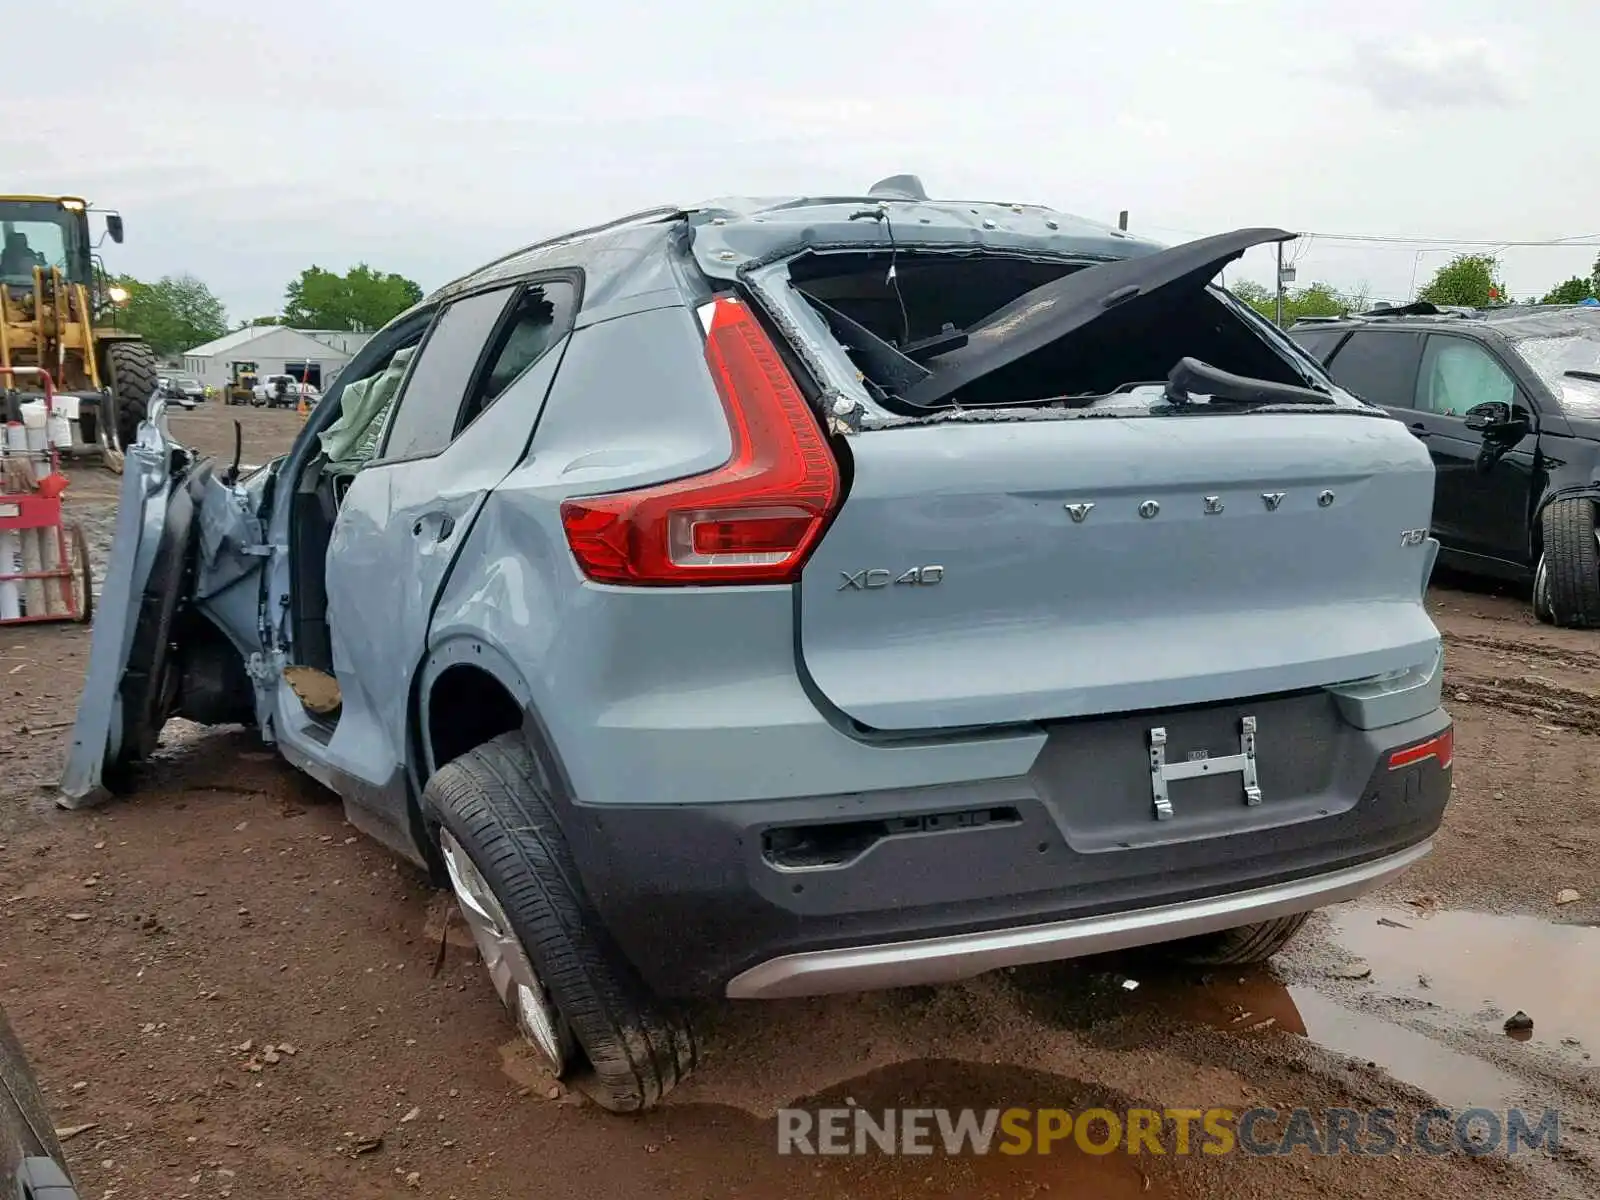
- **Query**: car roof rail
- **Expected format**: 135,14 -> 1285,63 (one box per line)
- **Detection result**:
1356,300 -> 1442,318
436,205 -> 688,295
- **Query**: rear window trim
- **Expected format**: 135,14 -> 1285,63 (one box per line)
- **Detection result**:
372,268 -> 584,467
754,246 -> 1361,423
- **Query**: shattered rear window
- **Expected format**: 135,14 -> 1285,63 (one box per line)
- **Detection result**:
1516,334 -> 1600,418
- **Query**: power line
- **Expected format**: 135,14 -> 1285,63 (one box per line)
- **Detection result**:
1305,231 -> 1600,248
1138,223 -> 1600,249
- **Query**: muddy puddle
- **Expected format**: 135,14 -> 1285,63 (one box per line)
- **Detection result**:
1321,904 -> 1599,1052
486,895 -> 1597,1194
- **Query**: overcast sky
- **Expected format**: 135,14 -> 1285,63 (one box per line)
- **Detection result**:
7,0 -> 1595,322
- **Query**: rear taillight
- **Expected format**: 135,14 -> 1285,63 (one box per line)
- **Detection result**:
560,296 -> 840,586
1387,726 -> 1453,771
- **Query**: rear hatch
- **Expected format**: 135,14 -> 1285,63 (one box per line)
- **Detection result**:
772,228 -> 1440,732
798,412 -> 1438,731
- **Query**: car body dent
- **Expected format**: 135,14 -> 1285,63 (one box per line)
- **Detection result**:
308,326 -> 576,863
685,195 -> 1163,282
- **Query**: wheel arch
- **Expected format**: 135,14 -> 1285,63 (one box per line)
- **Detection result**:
410,636 -> 579,867
1532,480 -> 1600,562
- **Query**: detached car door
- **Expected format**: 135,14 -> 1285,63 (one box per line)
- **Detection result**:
320,277 -> 578,803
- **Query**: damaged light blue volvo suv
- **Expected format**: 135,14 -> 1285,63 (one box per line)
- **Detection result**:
62,177 -> 1452,1112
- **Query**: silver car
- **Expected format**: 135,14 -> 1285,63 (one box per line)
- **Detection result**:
63,178 -> 1452,1112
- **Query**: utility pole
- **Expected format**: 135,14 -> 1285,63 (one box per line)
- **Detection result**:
1275,240 -> 1285,328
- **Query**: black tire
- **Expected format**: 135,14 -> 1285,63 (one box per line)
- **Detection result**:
1168,913 -> 1311,966
103,339 -> 159,449
1540,498 -> 1600,628
424,732 -> 696,1113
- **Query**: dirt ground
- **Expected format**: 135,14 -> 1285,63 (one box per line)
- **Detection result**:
1,404 -> 1597,1199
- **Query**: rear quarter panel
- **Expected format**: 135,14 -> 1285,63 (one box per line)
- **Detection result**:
427,304 -> 1047,808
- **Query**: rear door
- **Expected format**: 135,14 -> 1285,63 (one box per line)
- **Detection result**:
1409,333 -> 1537,567
318,277 -> 577,793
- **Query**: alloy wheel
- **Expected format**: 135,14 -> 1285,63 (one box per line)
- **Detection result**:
438,829 -> 572,1074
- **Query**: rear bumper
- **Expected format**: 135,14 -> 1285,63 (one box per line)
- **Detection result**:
562,702 -> 1452,998
726,839 -> 1431,998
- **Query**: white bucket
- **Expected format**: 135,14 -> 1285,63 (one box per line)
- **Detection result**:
0,530 -> 21,621
47,414 -> 72,448
3,422 -> 34,485
19,403 -> 48,455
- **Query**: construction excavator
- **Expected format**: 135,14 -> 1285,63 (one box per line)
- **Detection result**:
0,194 -> 158,469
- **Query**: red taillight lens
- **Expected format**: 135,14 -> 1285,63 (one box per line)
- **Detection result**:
560,296 -> 841,586
1388,726 -> 1453,771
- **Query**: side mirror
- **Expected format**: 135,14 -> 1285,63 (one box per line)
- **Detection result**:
105,214 -> 124,244
1463,401 -> 1511,432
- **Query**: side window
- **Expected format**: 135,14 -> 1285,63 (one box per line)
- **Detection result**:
1324,331 -> 1425,408
456,279 -> 577,434
1288,329 -> 1344,364
1414,335 -> 1516,418
376,288 -> 515,462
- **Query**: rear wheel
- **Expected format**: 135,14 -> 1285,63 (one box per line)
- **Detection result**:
424,732 -> 697,1112
1540,498 -> 1600,627
103,340 -> 159,449
1168,913 -> 1311,965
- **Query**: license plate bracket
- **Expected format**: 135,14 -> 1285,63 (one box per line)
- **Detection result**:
1147,716 -> 1261,821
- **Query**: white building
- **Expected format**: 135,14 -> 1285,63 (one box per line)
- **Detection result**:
181,326 -> 374,393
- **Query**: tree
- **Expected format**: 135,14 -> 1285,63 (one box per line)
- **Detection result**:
112,274 -> 229,356
1229,279 -> 1364,326
1539,277 -> 1597,305
1417,253 -> 1506,307
1230,280 -> 1274,315
283,264 -> 423,332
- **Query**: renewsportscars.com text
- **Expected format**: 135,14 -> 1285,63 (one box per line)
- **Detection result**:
776,1106 -> 1561,1158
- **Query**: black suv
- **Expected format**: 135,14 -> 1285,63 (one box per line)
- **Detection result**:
1290,303 -> 1600,626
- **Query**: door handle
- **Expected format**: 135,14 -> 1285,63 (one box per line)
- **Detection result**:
412,513 -> 456,541
1409,423 -> 1432,439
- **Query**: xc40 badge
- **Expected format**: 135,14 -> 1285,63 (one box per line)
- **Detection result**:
839,566 -> 944,590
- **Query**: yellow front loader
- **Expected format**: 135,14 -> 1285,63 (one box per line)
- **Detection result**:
0,194 -> 157,469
